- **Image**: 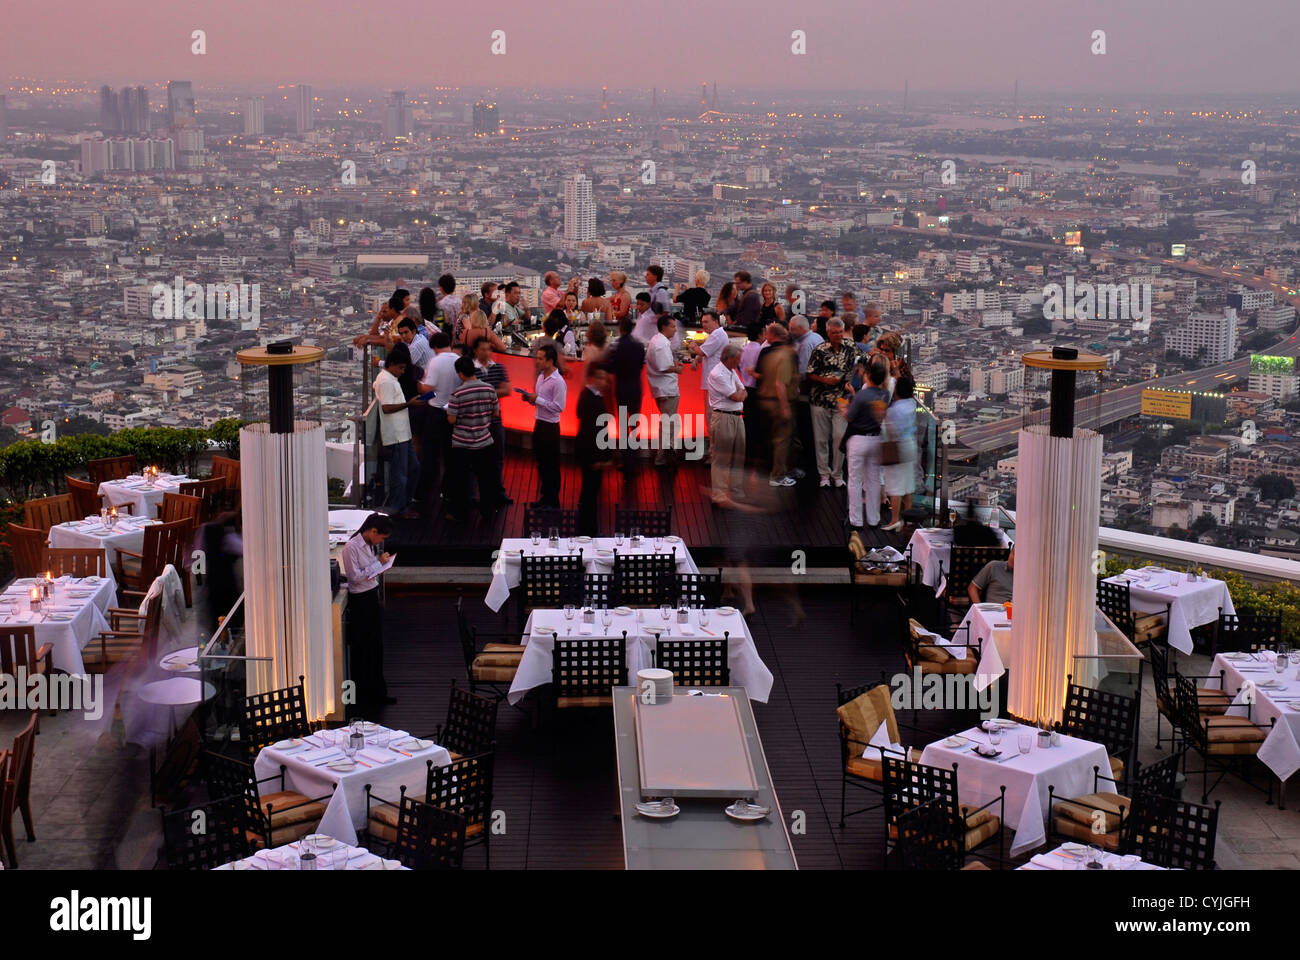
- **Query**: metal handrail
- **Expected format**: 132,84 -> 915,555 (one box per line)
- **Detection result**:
197,592 -> 269,662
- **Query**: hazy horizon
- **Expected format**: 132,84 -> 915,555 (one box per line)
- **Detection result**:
5,0 -> 1300,95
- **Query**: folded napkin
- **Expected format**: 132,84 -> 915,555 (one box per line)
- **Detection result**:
349,852 -> 381,870
861,720 -> 906,763
253,848 -> 294,866
298,746 -> 344,765
1029,853 -> 1070,870
579,623 -> 593,635
358,747 -> 396,765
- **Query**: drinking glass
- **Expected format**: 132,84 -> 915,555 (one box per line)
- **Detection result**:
654,536 -> 663,553
1290,650 -> 1300,670
564,604 -> 576,622
1018,732 -> 1032,754
299,851 -> 317,870
531,530 -> 541,547
659,603 -> 671,625
601,607 -> 613,630
614,531 -> 625,547
549,526 -> 559,543
699,608 -> 711,628
1275,649 -> 1289,677
988,726 -> 1003,747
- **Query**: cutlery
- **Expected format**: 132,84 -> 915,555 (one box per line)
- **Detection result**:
388,745 -> 413,757
699,627 -> 717,636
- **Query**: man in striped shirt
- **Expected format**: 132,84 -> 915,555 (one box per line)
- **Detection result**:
444,355 -> 502,522
473,337 -> 513,506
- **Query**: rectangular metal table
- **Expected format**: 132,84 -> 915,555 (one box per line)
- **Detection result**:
612,686 -> 797,870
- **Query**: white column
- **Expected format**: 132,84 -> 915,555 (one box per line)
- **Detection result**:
1007,424 -> 1103,725
240,421 -> 335,721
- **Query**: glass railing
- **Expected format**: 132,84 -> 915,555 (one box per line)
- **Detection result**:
911,403 -> 946,527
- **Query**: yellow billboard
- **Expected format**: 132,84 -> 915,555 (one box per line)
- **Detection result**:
1141,388 -> 1193,420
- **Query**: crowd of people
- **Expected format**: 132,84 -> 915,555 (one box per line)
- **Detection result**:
360,267 -> 922,535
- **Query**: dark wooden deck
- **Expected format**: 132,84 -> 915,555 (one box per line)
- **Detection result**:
385,449 -> 914,568
373,582 -> 969,870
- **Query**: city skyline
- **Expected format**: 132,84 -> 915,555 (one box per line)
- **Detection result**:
4,0 -> 1300,94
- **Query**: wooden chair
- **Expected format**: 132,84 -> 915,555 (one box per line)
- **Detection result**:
43,547 -> 107,579
6,524 -> 46,578
389,796 -> 467,870
836,678 -> 922,826
88,592 -> 162,673
23,494 -> 75,532
0,629 -> 52,733
159,796 -> 251,870
0,753 -> 11,870
367,751 -> 494,866
201,750 -> 331,850
156,492 -> 202,529
434,679 -> 500,760
86,455 -> 137,485
179,477 -> 226,523
1,713 -> 37,869
65,475 -> 103,518
238,679 -> 311,759
613,505 -> 672,537
455,597 -> 522,701
881,755 -> 1006,868
113,518 -> 190,607
210,455 -> 241,510
653,637 -> 730,686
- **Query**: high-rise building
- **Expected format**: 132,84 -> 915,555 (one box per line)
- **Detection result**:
1,94 -> 9,141
243,96 -> 265,136
296,84 -> 314,133
563,173 -> 596,241
101,85 -> 151,134
472,101 -> 499,136
100,85 -> 119,132
1006,171 -> 1032,190
384,90 -> 409,140
1164,308 -> 1239,364
167,81 -> 195,127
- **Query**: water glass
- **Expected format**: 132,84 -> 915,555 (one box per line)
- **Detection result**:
531,530 -> 541,547
601,607 -> 613,629
1275,650 -> 1289,677
659,603 -> 671,624
699,608 -> 711,628
1018,732 -> 1032,755
614,531 -> 625,547
654,536 -> 663,553
988,726 -> 1003,747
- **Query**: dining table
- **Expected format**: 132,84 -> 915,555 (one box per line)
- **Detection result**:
253,723 -> 452,847
0,574 -> 116,676
485,535 -> 699,613
1103,567 -> 1234,655
509,605 -> 772,705
919,723 -> 1116,857
906,526 -> 1014,596
1207,650 -> 1300,782
1017,843 -> 1165,870
97,473 -> 190,519
48,513 -> 161,570
214,836 -> 407,870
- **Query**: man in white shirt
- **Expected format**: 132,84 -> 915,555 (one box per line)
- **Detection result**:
374,345 -> 425,516
519,343 -> 567,506
416,331 -> 460,512
631,292 -> 657,343
646,314 -> 683,467
707,343 -> 747,506
341,513 -> 396,713
689,309 -> 729,389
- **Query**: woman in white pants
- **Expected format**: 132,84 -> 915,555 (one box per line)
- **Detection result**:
843,359 -> 891,529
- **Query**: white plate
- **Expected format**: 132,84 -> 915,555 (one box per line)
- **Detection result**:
162,660 -> 192,671
664,535 -> 682,544
396,738 -> 433,752
535,624 -> 556,635
716,606 -> 736,616
596,549 -> 614,558
725,801 -> 769,822
636,801 -> 680,819
353,721 -> 378,734
574,535 -> 593,544
326,760 -> 356,772
303,834 -> 336,849
614,606 -> 632,616
84,576 -> 101,584
272,738 -> 305,750
1061,842 -> 1088,854
942,737 -> 965,748
382,859 -> 403,870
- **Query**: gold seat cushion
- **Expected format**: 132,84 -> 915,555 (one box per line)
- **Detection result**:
369,801 -> 483,847
556,695 -> 612,708
472,660 -> 518,682
1052,816 -> 1123,850
1109,756 -> 1124,780
848,530 -> 867,560
260,792 -> 327,828
1203,715 -> 1266,755
247,820 -> 318,849
845,747 -> 923,782
837,686 -> 901,758
1053,791 -> 1131,833
962,816 -> 1001,852
915,657 -> 977,675
961,861 -> 991,870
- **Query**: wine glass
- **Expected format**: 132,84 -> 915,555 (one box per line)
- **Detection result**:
563,604 -> 576,622
531,530 -> 541,547
1275,644 -> 1290,677
601,606 -> 613,630
614,530 -> 625,547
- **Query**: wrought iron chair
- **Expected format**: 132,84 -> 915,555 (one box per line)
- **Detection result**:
653,636 -> 730,686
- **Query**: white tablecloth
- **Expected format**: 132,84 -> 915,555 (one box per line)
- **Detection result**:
485,536 -> 700,612
960,604 -> 1014,692
1018,844 -> 1165,870
920,726 -> 1115,857
1104,569 -> 1234,655
1208,652 -> 1300,781
48,515 -> 158,569
97,474 -> 189,518
508,606 -> 772,705
215,839 -> 405,870
253,726 -> 451,846
907,526 -> 1012,595
0,576 -> 115,675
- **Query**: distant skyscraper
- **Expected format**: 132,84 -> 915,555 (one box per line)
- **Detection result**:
601,85 -> 607,113
296,84 -> 314,133
472,101 -> 499,136
167,81 -> 195,127
0,95 -> 7,141
243,96 -> 265,136
700,82 -> 707,107
384,90 -> 409,140
100,85 -> 119,132
564,173 -> 596,241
